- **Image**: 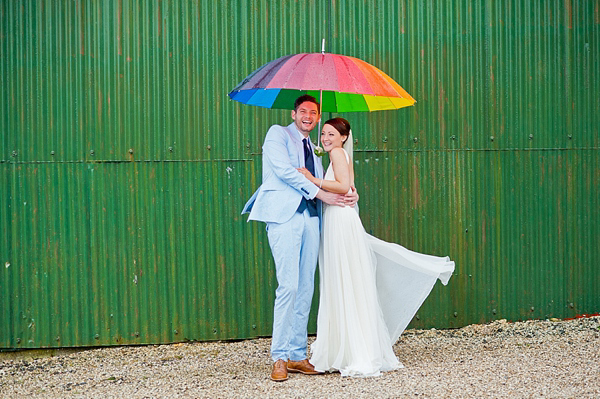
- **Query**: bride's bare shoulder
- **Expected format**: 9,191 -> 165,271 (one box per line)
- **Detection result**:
330,147 -> 349,163
330,147 -> 346,158
330,147 -> 350,168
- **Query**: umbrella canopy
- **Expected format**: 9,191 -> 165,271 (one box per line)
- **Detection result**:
229,53 -> 416,113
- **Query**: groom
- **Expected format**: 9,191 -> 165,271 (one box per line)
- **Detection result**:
242,95 -> 357,381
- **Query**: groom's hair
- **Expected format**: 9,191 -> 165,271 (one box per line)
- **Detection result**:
294,95 -> 320,113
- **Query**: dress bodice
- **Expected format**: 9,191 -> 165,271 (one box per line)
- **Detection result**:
324,149 -> 352,195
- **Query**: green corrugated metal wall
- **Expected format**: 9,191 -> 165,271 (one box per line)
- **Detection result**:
1,0 -> 598,349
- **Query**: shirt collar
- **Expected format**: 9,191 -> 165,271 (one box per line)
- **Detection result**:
288,122 -> 311,145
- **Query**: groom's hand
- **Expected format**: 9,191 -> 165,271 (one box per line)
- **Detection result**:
343,186 -> 359,207
315,189 -> 345,206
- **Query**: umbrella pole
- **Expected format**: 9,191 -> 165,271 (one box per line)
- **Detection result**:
318,38 -> 325,147
318,89 -> 323,147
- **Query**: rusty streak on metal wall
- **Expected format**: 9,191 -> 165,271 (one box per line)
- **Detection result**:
1,0 -> 598,348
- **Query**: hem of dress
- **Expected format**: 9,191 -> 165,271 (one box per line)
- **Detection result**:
315,362 -> 404,378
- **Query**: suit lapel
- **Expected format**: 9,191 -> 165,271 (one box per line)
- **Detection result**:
306,140 -> 323,178
294,136 -> 303,167
316,156 -> 323,179
286,124 -> 322,177
312,147 -> 323,178
284,125 -> 304,166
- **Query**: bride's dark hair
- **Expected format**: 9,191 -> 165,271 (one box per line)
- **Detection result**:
324,117 -> 351,143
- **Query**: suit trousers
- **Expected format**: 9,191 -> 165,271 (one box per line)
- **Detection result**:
267,208 -> 320,362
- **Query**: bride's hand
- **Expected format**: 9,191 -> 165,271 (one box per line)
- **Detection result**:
297,167 -> 315,182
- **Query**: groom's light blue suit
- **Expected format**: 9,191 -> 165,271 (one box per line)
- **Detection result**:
242,122 -> 324,362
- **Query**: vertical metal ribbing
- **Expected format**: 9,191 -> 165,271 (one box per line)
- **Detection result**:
0,0 -> 598,349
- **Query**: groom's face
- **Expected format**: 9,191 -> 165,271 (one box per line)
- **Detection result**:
291,101 -> 320,135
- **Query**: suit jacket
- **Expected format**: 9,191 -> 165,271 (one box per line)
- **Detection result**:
242,123 -> 324,224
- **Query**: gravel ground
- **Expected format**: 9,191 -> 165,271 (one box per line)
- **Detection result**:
1,316 -> 599,398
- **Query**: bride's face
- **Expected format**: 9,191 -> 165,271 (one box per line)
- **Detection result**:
321,124 -> 347,153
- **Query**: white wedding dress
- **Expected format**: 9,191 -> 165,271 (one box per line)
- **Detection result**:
310,149 -> 455,377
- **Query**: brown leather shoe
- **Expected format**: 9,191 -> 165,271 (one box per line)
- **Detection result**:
287,359 -> 323,375
270,359 -> 288,381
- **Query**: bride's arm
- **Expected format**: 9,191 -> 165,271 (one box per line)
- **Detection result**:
298,148 -> 350,194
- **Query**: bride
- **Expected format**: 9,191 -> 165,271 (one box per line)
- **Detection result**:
297,118 -> 455,377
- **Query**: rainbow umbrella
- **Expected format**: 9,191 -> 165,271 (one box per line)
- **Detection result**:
228,52 -> 416,113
